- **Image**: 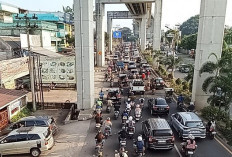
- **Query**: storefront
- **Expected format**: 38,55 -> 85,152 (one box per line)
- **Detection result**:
0,89 -> 27,130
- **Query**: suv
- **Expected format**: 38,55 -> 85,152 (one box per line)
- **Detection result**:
0,127 -> 54,157
151,77 -> 165,90
11,116 -> 58,135
148,98 -> 169,115
107,88 -> 121,100
171,112 -> 206,139
142,118 -> 174,150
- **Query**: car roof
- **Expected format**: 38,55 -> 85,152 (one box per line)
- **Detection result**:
108,88 -> 119,92
156,97 -> 165,101
8,127 -> 48,136
156,77 -> 163,80
147,118 -> 171,130
178,112 -> 201,122
20,116 -> 51,121
132,79 -> 143,82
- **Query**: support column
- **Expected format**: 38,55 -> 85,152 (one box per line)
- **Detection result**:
140,16 -> 147,52
153,0 -> 162,51
96,1 -> 105,67
74,0 -> 94,109
192,0 -> 227,110
107,18 -> 113,52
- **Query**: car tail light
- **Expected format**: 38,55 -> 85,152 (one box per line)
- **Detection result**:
153,106 -> 158,110
45,140 -> 48,145
49,125 -> 53,130
117,94 -> 121,98
166,106 -> 170,109
171,136 -> 175,142
148,136 -> 153,142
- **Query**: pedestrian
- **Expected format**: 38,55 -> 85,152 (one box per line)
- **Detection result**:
146,70 -> 150,79
142,73 -> 146,80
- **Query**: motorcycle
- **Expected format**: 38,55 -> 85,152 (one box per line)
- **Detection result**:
114,110 -> 120,120
115,149 -> 128,157
180,143 -> 197,157
121,116 -> 127,127
126,107 -> 131,115
130,101 -> 135,109
119,138 -> 127,148
95,123 -> 101,131
177,101 -> 184,110
106,106 -> 111,113
110,80 -> 114,87
133,143 -> 144,157
104,126 -> 111,139
207,125 -> 216,139
127,127 -> 135,139
95,142 -> 103,157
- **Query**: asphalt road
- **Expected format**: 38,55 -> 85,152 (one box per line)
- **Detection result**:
80,63 -> 232,157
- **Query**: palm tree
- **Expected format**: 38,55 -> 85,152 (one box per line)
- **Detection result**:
184,64 -> 194,91
162,55 -> 182,76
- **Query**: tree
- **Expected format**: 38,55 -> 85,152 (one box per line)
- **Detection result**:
179,34 -> 197,50
63,6 -> 73,15
162,55 -> 182,76
179,15 -> 199,36
184,64 -> 194,91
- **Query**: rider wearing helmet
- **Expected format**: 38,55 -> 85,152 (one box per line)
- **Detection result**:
99,90 -> 104,100
135,135 -> 145,154
95,130 -> 105,145
185,134 -> 196,151
103,117 -> 113,135
96,98 -> 103,109
95,113 -> 103,125
118,126 -> 127,142
135,104 -> 141,115
126,116 -> 135,129
177,94 -> 184,106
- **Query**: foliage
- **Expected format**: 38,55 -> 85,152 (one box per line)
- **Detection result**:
11,107 -> 32,123
63,6 -> 73,15
224,27 -> 232,45
179,15 -> 199,36
175,78 -> 182,85
65,34 -> 75,46
179,34 -> 197,50
162,55 -> 182,76
184,64 -> 194,92
182,81 -> 189,91
168,73 -> 174,80
145,55 -> 153,65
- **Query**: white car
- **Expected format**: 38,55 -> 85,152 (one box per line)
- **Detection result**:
128,61 -> 136,70
123,56 -> 130,63
0,127 -> 54,157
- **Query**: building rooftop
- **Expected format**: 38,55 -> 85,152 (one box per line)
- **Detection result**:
0,88 -> 28,109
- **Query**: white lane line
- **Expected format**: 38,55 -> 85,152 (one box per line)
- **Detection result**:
174,144 -> 182,157
215,137 -> 232,155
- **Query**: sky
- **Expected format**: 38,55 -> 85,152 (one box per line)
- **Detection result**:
1,0 -> 232,31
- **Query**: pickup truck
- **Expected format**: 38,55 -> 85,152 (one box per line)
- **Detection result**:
130,79 -> 145,95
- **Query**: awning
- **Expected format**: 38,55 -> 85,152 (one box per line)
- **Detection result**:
30,47 -> 63,57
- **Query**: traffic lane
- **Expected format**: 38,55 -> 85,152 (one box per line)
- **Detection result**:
174,70 -> 187,80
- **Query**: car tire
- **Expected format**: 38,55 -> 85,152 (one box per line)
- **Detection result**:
30,148 -> 41,157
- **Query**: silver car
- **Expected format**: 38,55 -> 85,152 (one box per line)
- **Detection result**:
171,112 -> 206,139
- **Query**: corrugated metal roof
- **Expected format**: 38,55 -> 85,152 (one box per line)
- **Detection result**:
0,36 -> 21,49
0,88 -> 28,109
31,47 -> 63,58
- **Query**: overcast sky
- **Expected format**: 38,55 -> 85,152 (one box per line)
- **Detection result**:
2,0 -> 232,30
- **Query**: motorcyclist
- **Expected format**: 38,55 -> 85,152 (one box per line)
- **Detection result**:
126,116 -> 135,131
95,130 -> 105,145
207,118 -> 216,132
139,96 -> 145,109
99,90 -> 104,100
103,117 -> 112,136
96,98 -> 103,109
95,113 -> 103,125
114,101 -> 121,112
134,135 -> 145,155
126,101 -> 131,113
121,110 -> 129,119
135,104 -> 142,116
107,99 -> 113,109
118,126 -> 127,142
182,134 -> 196,152
188,101 -> 195,112
177,94 -> 184,106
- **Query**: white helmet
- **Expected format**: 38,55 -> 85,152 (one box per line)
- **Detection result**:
137,135 -> 142,141
190,102 -> 194,106
188,134 -> 195,140
128,116 -> 133,121
136,104 -> 140,108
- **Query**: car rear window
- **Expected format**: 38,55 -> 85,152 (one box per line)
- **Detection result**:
186,121 -> 203,128
153,130 -> 172,136
133,81 -> 144,86
157,99 -> 167,105
28,134 -> 41,140
36,120 -> 47,126
43,129 -> 51,139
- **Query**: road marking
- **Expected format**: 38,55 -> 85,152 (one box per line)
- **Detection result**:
174,144 -> 182,157
215,137 -> 232,155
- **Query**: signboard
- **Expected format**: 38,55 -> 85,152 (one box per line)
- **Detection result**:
40,56 -> 76,83
113,31 -> 122,39
166,33 -> 174,38
8,100 -> 22,119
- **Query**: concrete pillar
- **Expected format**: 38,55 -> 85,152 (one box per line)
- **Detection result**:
74,0 -> 94,109
107,18 -> 113,52
192,0 -> 227,110
140,16 -> 147,51
153,0 -> 162,51
138,20 -> 142,42
96,1 -> 105,67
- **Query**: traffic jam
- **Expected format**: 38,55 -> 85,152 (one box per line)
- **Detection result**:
93,42 -> 221,157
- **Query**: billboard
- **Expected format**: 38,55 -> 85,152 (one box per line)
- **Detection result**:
40,56 -> 76,83
113,31 -> 122,39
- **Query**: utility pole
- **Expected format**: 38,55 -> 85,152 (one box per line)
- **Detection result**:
15,14 -> 38,111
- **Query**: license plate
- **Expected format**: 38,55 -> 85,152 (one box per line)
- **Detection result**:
188,151 -> 194,155
212,132 -> 216,135
191,131 -> 199,133
160,108 -> 164,110
123,116 -> 127,120
129,132 -> 133,135
158,140 -> 166,144
112,97 -> 116,99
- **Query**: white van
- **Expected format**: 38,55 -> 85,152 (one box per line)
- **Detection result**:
0,127 -> 54,157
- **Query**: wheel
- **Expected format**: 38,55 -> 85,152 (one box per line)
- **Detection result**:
30,148 -> 41,157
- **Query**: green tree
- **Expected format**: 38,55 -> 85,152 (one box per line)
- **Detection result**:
179,34 -> 197,50
63,6 -> 73,15
184,64 -> 194,91
162,55 -> 182,76
179,15 -> 199,36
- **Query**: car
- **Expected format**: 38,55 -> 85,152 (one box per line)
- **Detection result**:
11,116 -> 58,135
128,61 -> 136,70
142,118 -> 174,150
123,56 -> 130,63
113,55 -> 118,60
142,64 -> 152,71
151,77 -> 165,89
129,79 -> 145,95
140,60 -> 148,67
0,126 -> 54,157
116,61 -> 124,69
178,64 -> 190,73
148,98 -> 169,115
107,88 -> 121,100
170,112 -> 206,139
128,69 -> 139,79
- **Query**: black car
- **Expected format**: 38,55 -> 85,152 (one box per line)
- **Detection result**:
107,88 -> 121,100
148,98 -> 169,115
142,118 -> 174,150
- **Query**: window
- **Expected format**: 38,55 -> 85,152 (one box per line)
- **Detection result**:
3,135 -> 17,143
186,121 -> 204,128
26,121 -> 35,127
157,99 -> 167,105
15,134 -> 28,142
28,134 -> 41,140
36,120 -> 47,126
153,130 -> 173,136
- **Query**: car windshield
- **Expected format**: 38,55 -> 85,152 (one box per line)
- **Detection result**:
186,121 -> 203,128
155,79 -> 163,83
153,130 -> 172,136
129,62 -> 134,65
157,99 -> 167,105
133,81 -> 144,86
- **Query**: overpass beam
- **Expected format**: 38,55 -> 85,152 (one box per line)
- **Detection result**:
140,16 -> 147,51
107,18 -> 113,52
153,0 -> 162,51
96,1 -> 105,66
74,0 -> 94,109
192,0 -> 227,110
